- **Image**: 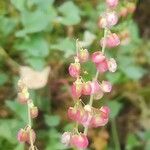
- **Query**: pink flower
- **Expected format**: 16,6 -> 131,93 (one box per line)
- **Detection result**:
107,58 -> 117,72
71,79 -> 82,98
90,80 -> 101,94
78,49 -> 89,62
61,132 -> 71,146
96,59 -> 108,73
101,81 -> 112,93
82,82 -> 92,95
106,0 -> 118,8
69,63 -> 80,78
17,129 -> 28,142
71,134 -> 89,149
91,51 -> 105,64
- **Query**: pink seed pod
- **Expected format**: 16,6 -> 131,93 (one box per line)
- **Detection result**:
82,81 -> 92,95
106,0 -> 118,8
100,106 -> 110,119
91,115 -> 109,127
67,107 -> 78,121
69,62 -> 80,78
93,89 -> 104,100
71,80 -> 83,98
101,81 -> 112,93
105,12 -> 118,28
61,132 -> 71,146
78,49 -> 89,62
90,80 -> 101,94
30,106 -> 38,118
96,59 -> 108,73
71,134 -> 89,149
26,128 -> 36,144
17,129 -> 28,142
107,58 -> 117,72
91,51 -> 105,64
106,33 -> 120,48
81,111 -> 92,127
17,92 -> 28,104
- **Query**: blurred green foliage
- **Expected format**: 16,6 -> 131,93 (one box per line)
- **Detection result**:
0,0 -> 150,150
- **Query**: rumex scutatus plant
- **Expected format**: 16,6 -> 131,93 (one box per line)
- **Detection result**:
61,0 -> 120,149
17,79 -> 38,150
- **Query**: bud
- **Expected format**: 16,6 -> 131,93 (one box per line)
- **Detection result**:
101,33 -> 120,48
17,92 -> 28,104
69,63 -> 80,78
71,79 -> 82,98
78,49 -> 89,62
105,12 -> 118,28
84,105 -> 92,112
100,106 -> 110,119
61,132 -> 71,146
71,134 -> 89,149
30,106 -> 38,118
98,16 -> 107,28
107,58 -> 117,72
92,51 -> 105,64
93,89 -> 104,100
68,107 -> 79,121
96,59 -> 108,73
17,129 -> 28,142
119,7 -> 128,17
82,82 -> 92,95
26,128 -> 36,144
90,80 -> 101,94
101,81 -> 112,93
106,0 -> 118,8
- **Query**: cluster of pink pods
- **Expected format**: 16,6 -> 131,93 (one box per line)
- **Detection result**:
62,0 -> 120,149
17,80 -> 38,148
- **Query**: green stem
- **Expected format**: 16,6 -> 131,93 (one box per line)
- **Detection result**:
111,119 -> 121,150
27,100 -> 35,150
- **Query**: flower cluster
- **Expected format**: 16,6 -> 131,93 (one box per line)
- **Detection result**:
17,79 -> 38,150
62,0 -> 120,149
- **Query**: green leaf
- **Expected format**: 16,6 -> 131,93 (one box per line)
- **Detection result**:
17,10 -> 50,35
121,65 -> 146,80
44,115 -> 60,127
51,38 -> 75,57
5,100 -> 27,123
108,101 -> 123,119
26,57 -> 46,70
11,0 -> 26,12
126,134 -> 140,150
58,1 -> 81,25
0,73 -> 9,85
15,35 -> 49,57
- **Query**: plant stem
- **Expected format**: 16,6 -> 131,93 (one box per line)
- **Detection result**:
111,119 -> 121,150
83,28 -> 108,136
27,100 -> 34,150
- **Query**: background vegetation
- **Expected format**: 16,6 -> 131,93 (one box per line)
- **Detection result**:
0,0 -> 150,150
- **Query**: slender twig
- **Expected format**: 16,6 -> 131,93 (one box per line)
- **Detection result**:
111,119 -> 121,150
27,100 -> 35,150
